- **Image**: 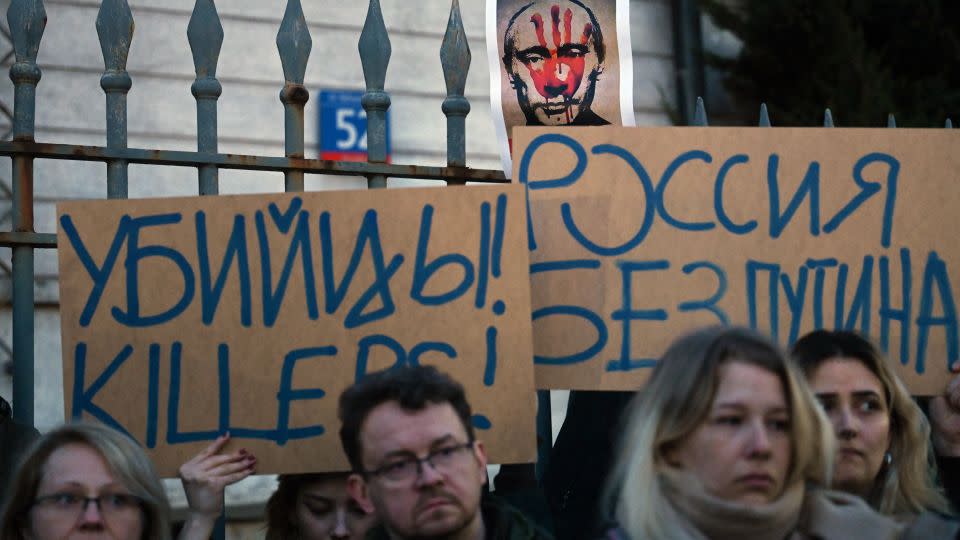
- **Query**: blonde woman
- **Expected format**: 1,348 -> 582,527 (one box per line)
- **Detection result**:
791,330 -> 953,517
602,326 -> 957,539
0,422 -> 253,540
0,422 -> 172,540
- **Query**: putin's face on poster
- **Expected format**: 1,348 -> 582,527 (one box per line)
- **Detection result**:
502,0 -> 609,126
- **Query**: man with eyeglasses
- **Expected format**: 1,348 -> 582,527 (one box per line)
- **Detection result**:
339,365 -> 551,540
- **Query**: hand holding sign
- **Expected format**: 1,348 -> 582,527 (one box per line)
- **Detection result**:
57,185 -> 535,475
178,433 -> 254,536
515,126 -> 960,394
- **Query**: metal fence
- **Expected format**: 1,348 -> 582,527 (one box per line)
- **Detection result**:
0,0 -> 513,432
2,0 -> 954,502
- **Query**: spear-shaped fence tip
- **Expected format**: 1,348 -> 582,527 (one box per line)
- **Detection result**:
759,103 -> 771,127
359,0 -> 391,91
7,0 -> 46,64
188,0 -> 223,79
693,96 -> 708,126
276,0 -> 311,84
440,0 -> 470,97
96,0 -> 134,72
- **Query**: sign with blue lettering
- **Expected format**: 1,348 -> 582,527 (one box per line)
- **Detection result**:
515,126 -> 960,394
318,89 -> 391,162
57,185 -> 533,475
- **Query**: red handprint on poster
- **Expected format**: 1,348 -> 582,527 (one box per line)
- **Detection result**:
488,0 -> 634,173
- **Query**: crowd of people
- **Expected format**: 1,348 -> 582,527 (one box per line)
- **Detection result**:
2,327 -> 960,539
600,328 -> 958,539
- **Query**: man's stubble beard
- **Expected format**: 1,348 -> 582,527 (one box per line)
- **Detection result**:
384,488 -> 482,540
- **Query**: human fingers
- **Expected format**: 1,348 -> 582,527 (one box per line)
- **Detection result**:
205,455 -> 257,481
184,434 -> 231,467
216,467 -> 256,487
202,433 -> 232,457
180,450 -> 243,483
181,456 -> 255,491
194,450 -> 248,472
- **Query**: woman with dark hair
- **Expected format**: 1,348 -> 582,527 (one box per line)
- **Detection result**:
603,326 -> 957,539
791,330 -> 954,516
265,473 -> 375,540
179,441 -> 374,539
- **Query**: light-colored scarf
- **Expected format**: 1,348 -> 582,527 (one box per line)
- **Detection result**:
659,467 -> 803,540
798,489 -> 905,540
657,468 -> 906,540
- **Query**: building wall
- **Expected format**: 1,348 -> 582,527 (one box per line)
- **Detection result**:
0,0 -> 676,532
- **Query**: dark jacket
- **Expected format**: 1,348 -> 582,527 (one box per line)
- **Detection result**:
366,497 -> 554,540
937,455 -> 960,513
542,391 -> 634,540
0,396 -> 40,505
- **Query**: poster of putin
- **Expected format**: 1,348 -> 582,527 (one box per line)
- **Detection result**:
487,0 -> 635,174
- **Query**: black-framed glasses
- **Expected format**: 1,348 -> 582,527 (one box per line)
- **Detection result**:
365,441 -> 475,483
32,493 -> 144,521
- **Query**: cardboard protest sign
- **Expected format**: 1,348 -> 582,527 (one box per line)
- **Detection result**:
57,185 -> 535,476
514,126 -> 960,394
486,0 -> 635,175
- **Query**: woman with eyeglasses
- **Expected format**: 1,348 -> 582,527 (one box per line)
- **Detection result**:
0,422 -> 254,540
0,422 -> 172,540
602,326 -> 958,539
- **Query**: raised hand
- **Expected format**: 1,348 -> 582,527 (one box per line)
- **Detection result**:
177,433 -> 256,540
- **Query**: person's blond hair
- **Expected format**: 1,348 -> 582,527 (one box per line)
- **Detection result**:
605,326 -> 834,539
792,329 -> 952,516
0,422 -> 171,540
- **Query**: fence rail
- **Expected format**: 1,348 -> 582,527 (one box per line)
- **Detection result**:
0,1 -> 513,535
0,141 -> 507,181
1,0 -> 498,432
2,0 -> 953,507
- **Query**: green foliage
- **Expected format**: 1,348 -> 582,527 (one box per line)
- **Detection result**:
700,0 -> 960,126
